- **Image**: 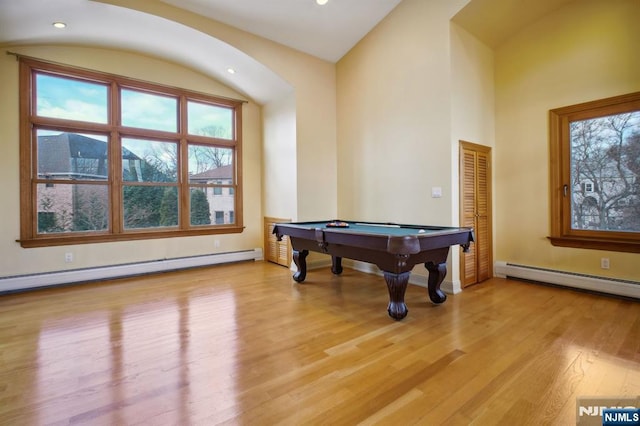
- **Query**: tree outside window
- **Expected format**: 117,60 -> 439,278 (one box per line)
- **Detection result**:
570,113 -> 640,232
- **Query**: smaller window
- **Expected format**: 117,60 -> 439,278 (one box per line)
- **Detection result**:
35,73 -> 108,124
187,100 -> 233,139
549,91 -> 640,253
121,89 -> 178,132
190,188 -> 211,226
38,131 -> 109,181
214,211 -> 224,224
37,212 -> 56,233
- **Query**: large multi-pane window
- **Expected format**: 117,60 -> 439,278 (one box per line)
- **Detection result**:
19,58 -> 243,247
549,92 -> 640,253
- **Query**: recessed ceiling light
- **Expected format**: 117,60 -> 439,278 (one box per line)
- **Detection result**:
227,68 -> 236,74
52,22 -> 67,29
316,0 -> 328,5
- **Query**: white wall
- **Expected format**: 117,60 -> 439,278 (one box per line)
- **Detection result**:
263,92 -> 297,220
494,0 -> 640,281
449,23 -> 496,289
338,0 -> 467,224
336,0 -> 480,288
101,0 -> 339,223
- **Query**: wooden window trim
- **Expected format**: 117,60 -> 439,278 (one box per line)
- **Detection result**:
18,57 -> 245,248
548,91 -> 640,253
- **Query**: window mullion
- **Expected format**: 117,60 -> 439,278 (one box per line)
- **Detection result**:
560,116 -> 573,237
110,82 -> 123,234
29,126 -> 39,238
234,103 -> 243,228
110,131 -> 122,234
179,96 -> 189,230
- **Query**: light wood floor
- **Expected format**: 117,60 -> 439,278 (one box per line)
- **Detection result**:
0,261 -> 638,425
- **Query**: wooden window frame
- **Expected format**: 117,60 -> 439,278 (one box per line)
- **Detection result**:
549,92 -> 640,253
18,57 -> 244,248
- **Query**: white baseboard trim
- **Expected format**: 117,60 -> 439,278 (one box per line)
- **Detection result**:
0,249 -> 263,294
494,261 -> 640,300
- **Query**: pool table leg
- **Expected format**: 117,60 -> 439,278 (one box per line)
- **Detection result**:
331,256 -> 343,275
292,249 -> 309,282
383,271 -> 410,320
425,261 -> 447,304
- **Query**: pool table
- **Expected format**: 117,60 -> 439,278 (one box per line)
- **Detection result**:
273,220 -> 474,320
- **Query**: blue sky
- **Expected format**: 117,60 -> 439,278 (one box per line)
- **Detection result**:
36,72 -> 234,172
36,73 -> 233,137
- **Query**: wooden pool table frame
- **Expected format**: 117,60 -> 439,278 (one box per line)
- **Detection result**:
273,220 -> 474,320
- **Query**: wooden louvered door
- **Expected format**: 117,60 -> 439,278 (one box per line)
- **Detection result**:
460,141 -> 492,287
264,217 -> 291,267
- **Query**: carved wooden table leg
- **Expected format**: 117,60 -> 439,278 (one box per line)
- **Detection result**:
383,271 -> 410,320
292,249 -> 309,282
425,261 -> 447,304
331,256 -> 343,275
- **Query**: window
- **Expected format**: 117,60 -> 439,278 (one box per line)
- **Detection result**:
19,57 -> 244,248
214,211 -> 224,224
549,92 -> 640,253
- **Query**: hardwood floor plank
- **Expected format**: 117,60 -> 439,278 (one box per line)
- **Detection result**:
0,261 -> 638,425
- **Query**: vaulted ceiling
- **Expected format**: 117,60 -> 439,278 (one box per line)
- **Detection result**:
0,0 -> 576,103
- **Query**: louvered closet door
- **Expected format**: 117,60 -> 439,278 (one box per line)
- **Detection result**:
460,142 -> 492,287
461,149 -> 478,286
475,152 -> 491,281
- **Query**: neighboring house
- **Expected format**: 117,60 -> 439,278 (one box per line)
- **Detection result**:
37,132 -> 234,229
189,165 -> 235,224
568,116 -> 640,231
572,173 -> 639,231
37,133 -> 142,232
38,132 -> 146,180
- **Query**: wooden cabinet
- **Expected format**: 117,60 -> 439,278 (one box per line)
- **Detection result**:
264,217 -> 291,267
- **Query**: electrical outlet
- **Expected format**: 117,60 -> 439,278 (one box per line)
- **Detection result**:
214,240 -> 221,248
65,252 -> 73,263
600,257 -> 610,269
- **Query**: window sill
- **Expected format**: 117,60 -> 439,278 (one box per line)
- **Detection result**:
18,226 -> 245,248
548,236 -> 640,253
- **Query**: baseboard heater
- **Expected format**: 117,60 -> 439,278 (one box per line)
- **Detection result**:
494,261 -> 640,300
0,249 -> 263,294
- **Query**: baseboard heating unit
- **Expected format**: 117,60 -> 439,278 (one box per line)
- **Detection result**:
0,249 -> 263,294
494,261 -> 639,300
